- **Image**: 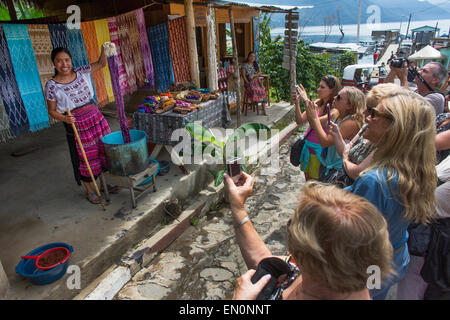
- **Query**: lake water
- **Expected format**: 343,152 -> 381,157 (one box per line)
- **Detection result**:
272,18 -> 450,44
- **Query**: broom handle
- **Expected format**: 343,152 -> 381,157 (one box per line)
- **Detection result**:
67,108 -> 106,211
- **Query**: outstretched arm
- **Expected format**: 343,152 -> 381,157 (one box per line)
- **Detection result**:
90,44 -> 107,74
224,172 -> 272,269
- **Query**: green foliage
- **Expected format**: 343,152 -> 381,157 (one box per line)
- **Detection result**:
257,16 -> 357,103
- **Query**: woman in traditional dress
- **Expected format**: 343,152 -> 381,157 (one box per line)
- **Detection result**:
45,46 -> 116,204
241,52 -> 267,116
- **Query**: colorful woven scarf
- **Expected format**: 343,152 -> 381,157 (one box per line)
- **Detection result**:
107,16 -> 129,95
94,19 -> 115,103
168,17 -> 190,83
147,23 -> 175,93
116,13 -> 137,93
48,23 -> 69,49
107,54 -> 130,143
135,8 -> 155,89
27,24 -> 58,125
67,26 -> 98,104
0,25 -> 29,136
81,21 -> 108,107
117,12 -> 146,89
2,24 -> 49,132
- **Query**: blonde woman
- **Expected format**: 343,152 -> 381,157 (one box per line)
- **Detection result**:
345,89 -> 437,300
293,76 -> 341,181
303,86 -> 365,183
328,83 -> 401,187
225,175 -> 393,300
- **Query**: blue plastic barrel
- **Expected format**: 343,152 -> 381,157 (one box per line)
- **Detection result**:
102,130 -> 148,176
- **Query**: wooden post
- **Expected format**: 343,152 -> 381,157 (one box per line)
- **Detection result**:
288,10 -> 297,99
184,0 -> 200,87
206,4 -> 218,90
229,6 -> 241,127
6,0 -> 17,21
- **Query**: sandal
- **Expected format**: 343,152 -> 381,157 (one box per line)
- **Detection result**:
86,192 -> 100,204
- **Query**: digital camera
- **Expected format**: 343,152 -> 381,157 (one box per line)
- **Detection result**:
390,57 -> 409,68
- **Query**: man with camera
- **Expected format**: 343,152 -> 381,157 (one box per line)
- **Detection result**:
385,58 -> 446,116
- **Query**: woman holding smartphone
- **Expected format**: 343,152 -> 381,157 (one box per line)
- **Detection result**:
292,75 -> 341,180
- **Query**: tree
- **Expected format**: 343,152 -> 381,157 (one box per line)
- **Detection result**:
337,9 -> 344,42
323,14 -> 335,42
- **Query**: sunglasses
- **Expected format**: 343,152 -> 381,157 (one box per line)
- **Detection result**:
324,75 -> 336,88
367,106 -> 392,120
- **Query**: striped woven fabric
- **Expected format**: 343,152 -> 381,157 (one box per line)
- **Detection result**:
116,13 -> 137,93
0,95 -> 13,143
167,17 -> 190,83
107,16 -> 129,95
135,8 -> 155,89
147,22 -> 175,93
67,27 -> 98,105
2,24 -> 49,132
81,21 -> 108,107
48,23 -> 69,49
94,19 -> 115,103
119,11 -> 146,88
0,25 -> 29,136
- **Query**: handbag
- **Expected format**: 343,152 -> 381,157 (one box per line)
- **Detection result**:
290,129 -> 312,167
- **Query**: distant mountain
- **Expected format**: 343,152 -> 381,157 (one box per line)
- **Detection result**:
253,0 -> 450,27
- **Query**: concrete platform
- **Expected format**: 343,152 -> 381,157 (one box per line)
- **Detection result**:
0,99 -> 294,300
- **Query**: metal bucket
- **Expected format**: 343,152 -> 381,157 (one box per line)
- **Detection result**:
102,130 -> 148,176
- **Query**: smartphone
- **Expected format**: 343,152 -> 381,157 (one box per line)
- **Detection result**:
309,93 -> 313,101
326,103 -> 331,125
226,157 -> 242,184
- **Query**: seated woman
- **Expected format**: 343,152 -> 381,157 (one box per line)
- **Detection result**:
241,52 -> 267,116
226,174 -> 393,300
327,83 -> 401,188
345,89 -> 437,300
299,86 -> 365,183
292,75 -> 341,181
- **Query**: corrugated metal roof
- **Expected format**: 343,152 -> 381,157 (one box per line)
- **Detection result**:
212,0 -> 313,12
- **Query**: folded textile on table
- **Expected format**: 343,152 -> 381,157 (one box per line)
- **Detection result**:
0,25 -> 29,136
2,24 -> 49,132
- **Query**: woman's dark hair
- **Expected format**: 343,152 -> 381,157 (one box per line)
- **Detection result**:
244,51 -> 259,73
51,47 -> 73,76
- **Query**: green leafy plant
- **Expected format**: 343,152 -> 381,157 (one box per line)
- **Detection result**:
185,122 -> 271,187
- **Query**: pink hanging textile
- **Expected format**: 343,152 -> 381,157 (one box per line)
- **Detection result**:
107,16 -> 129,95
107,55 -> 130,143
135,8 -> 155,89
116,14 -> 137,94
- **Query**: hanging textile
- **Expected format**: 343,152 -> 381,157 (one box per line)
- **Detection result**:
27,24 -> 59,125
252,17 -> 260,60
0,95 -> 13,143
2,24 -> 49,132
107,16 -> 129,95
167,16 -> 190,83
94,19 -> 115,103
118,12 -> 146,88
116,13 -> 137,93
48,23 -> 69,49
0,25 -> 29,136
147,22 -> 175,93
67,26 -> 98,104
81,21 -> 108,107
135,8 -> 155,89
107,54 -> 130,143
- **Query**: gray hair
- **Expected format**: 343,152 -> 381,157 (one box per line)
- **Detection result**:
427,62 -> 447,86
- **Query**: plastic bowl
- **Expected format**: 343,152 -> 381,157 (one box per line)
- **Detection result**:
15,242 -> 73,286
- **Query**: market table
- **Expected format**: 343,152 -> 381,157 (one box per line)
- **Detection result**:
133,94 -> 231,173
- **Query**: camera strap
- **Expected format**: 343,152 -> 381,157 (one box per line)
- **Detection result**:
416,72 -> 435,92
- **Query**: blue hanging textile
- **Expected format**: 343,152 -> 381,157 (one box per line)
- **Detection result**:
0,25 -> 29,137
48,23 -> 69,49
67,27 -> 98,104
2,24 -> 49,132
252,17 -> 260,59
147,23 -> 174,93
